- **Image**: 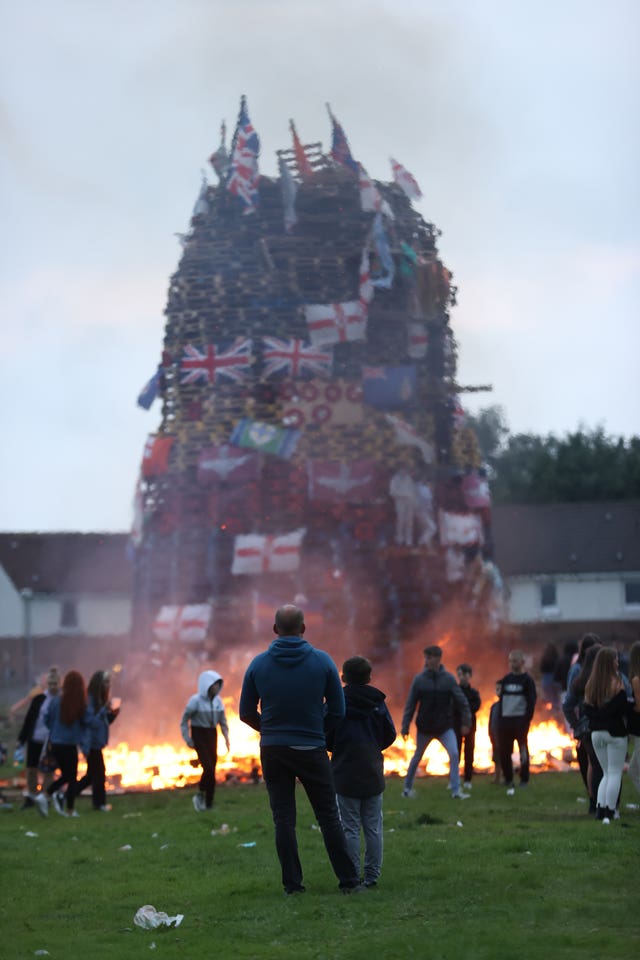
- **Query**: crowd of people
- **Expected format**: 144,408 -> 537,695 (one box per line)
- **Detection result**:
10,607 -> 640,893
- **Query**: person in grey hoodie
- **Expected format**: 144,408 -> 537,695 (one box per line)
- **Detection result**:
181,669 -> 230,812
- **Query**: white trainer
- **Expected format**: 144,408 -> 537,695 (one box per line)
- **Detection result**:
192,794 -> 206,812
35,794 -> 49,818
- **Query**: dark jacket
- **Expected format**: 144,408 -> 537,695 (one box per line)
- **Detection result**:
18,693 -> 46,745
327,684 -> 396,798
584,689 -> 630,739
499,672 -> 537,724
239,635 -> 344,747
401,665 -> 471,736
455,684 -> 481,733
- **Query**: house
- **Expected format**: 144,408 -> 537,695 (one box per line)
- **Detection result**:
492,500 -> 640,647
0,533 -> 133,687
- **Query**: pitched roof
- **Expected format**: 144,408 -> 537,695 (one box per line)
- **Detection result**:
0,533 -> 132,595
492,500 -> 640,577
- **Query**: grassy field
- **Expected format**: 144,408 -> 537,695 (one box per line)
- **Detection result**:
0,770 -> 638,960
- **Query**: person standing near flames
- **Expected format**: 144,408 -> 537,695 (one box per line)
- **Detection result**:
498,650 -> 537,796
17,666 -> 61,810
180,669 -> 230,812
239,603 -> 363,895
401,645 -> 472,799
454,663 -> 481,790
76,670 -> 121,812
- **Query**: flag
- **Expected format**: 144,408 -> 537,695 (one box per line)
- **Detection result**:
304,300 -> 367,346
462,472 -> 491,509
279,378 -> 363,429
438,511 -> 484,547
359,165 -> 382,212
372,213 -> 395,289
390,157 -> 422,199
279,155 -> 298,232
289,119 -> 313,178
142,435 -> 174,477
180,338 -> 252,385
191,175 -> 209,219
152,604 -> 211,643
359,249 -> 373,307
307,459 -> 380,503
230,418 -> 300,459
407,323 -> 428,359
232,528 -> 306,575
362,365 -> 416,409
137,367 -> 161,410
385,414 -> 434,463
261,337 -> 333,380
227,98 -> 260,211
327,104 -> 359,173
197,443 -> 261,487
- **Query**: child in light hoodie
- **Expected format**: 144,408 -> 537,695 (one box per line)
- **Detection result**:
180,670 -> 230,811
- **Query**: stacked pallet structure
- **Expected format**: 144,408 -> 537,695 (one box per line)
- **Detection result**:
133,105 -> 489,652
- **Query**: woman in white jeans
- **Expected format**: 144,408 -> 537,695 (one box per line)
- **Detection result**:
627,642 -> 640,796
584,647 -> 630,824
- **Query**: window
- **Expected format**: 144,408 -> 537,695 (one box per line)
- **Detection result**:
625,581 -> 640,606
60,599 -> 78,629
540,582 -> 557,609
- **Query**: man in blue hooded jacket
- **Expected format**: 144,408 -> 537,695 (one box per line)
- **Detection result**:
239,603 -> 362,895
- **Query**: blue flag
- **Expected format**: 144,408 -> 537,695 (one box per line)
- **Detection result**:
362,365 -> 416,410
327,105 -> 359,173
137,368 -> 161,410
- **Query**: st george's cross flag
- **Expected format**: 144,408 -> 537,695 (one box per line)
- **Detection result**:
153,604 -> 211,643
307,459 -> 381,503
304,300 -> 367,346
180,339 -> 252,386
230,418 -> 300,459
407,322 -> 428,359
261,336 -> 332,380
232,528 -> 306,575
390,157 -> 422,200
359,249 -> 374,308
385,414 -> 434,464
358,165 -> 394,218
197,443 -> 261,487
227,99 -> 260,211
438,511 -> 484,548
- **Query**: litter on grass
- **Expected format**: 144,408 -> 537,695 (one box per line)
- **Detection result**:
119,844 -> 133,851
134,905 -> 184,930
238,841 -> 257,847
25,831 -> 39,838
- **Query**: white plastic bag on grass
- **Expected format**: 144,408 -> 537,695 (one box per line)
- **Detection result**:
134,905 -> 184,929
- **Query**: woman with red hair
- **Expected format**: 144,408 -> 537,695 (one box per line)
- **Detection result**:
36,670 -> 88,818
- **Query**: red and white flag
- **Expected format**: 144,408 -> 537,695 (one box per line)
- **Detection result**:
307,459 -> 380,503
385,414 -> 434,464
359,249 -> 374,307
359,165 -> 382,212
153,605 -> 211,643
407,322 -> 428,359
232,528 -> 306,575
462,473 -> 491,509
304,300 -> 367,346
438,511 -> 484,547
390,157 -> 422,200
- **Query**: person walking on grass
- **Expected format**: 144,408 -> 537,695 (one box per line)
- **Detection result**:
455,663 -> 481,790
584,647 -> 630,824
76,670 -> 121,812
239,603 -> 363,896
401,645 -> 471,799
36,670 -> 88,818
17,666 -> 60,810
326,656 -> 396,889
180,669 -> 230,812
498,650 -> 537,796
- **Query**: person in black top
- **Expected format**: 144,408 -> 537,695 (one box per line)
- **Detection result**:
327,656 -> 396,888
498,650 -> 537,795
455,664 -> 481,789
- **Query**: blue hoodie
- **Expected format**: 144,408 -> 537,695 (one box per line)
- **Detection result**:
44,694 -> 87,747
239,636 -> 345,747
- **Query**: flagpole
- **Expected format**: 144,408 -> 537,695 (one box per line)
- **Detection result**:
225,95 -> 246,189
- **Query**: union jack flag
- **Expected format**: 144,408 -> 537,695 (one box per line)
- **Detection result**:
180,339 -> 252,385
227,99 -> 260,212
261,336 -> 333,380
327,105 -> 359,173
304,301 -> 367,346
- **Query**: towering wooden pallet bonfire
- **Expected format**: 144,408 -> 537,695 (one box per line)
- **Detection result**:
133,100 -> 490,653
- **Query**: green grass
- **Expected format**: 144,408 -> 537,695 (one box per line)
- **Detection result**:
1,771 -> 638,959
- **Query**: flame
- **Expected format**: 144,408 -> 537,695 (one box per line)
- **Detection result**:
101,701 -> 575,791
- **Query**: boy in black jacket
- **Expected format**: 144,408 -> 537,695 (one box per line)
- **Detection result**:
455,663 -> 481,790
327,656 -> 396,888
